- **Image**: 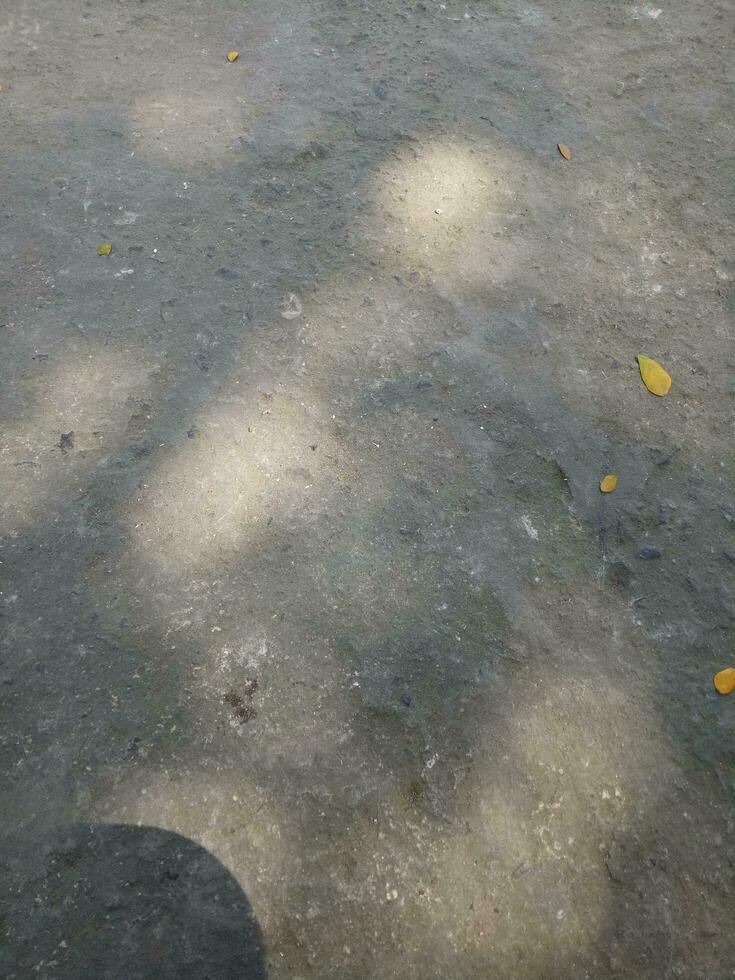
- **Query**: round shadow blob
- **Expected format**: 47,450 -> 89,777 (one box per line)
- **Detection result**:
5,823 -> 266,979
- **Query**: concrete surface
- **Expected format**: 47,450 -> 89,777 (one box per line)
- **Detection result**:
1,0 -> 734,977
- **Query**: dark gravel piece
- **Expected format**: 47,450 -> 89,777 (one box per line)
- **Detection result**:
639,546 -> 662,560
216,267 -> 240,280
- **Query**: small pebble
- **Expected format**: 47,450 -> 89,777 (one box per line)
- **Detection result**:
723,547 -> 735,563
216,267 -> 239,280
639,546 -> 662,560
700,917 -> 717,938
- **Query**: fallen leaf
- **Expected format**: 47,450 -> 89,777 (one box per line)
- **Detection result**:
557,143 -> 572,161
637,355 -> 672,397
714,667 -> 735,695
227,50 -> 239,62
0,84 -> 4,93
97,243 -> 112,256
600,473 -> 618,493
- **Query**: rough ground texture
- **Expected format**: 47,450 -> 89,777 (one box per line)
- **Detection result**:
1,0 -> 734,977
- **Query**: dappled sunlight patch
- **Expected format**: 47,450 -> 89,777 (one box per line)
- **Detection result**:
124,387 -> 339,575
357,138 -> 730,465
393,577 -> 676,972
362,136 -> 671,304
506,577 -> 672,803
0,343 -> 148,535
422,788 -> 613,976
365,140 -> 509,281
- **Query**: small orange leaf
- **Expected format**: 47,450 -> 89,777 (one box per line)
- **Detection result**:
97,242 -> 112,256
637,355 -> 671,397
600,474 -> 618,493
714,667 -> 735,695
226,50 -> 239,62
557,143 -> 572,161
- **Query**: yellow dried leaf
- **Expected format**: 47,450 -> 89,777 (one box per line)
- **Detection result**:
227,50 -> 239,62
600,473 -> 618,494
0,84 -> 4,93
97,242 -> 112,256
714,667 -> 735,695
637,355 -> 672,397
557,143 -> 572,161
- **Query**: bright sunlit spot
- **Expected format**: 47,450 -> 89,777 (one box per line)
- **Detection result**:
367,141 -> 509,282
125,390 -> 335,574
0,345 -> 147,535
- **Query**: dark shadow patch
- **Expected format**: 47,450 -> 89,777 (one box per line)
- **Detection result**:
3,823 -> 266,979
224,680 -> 258,724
